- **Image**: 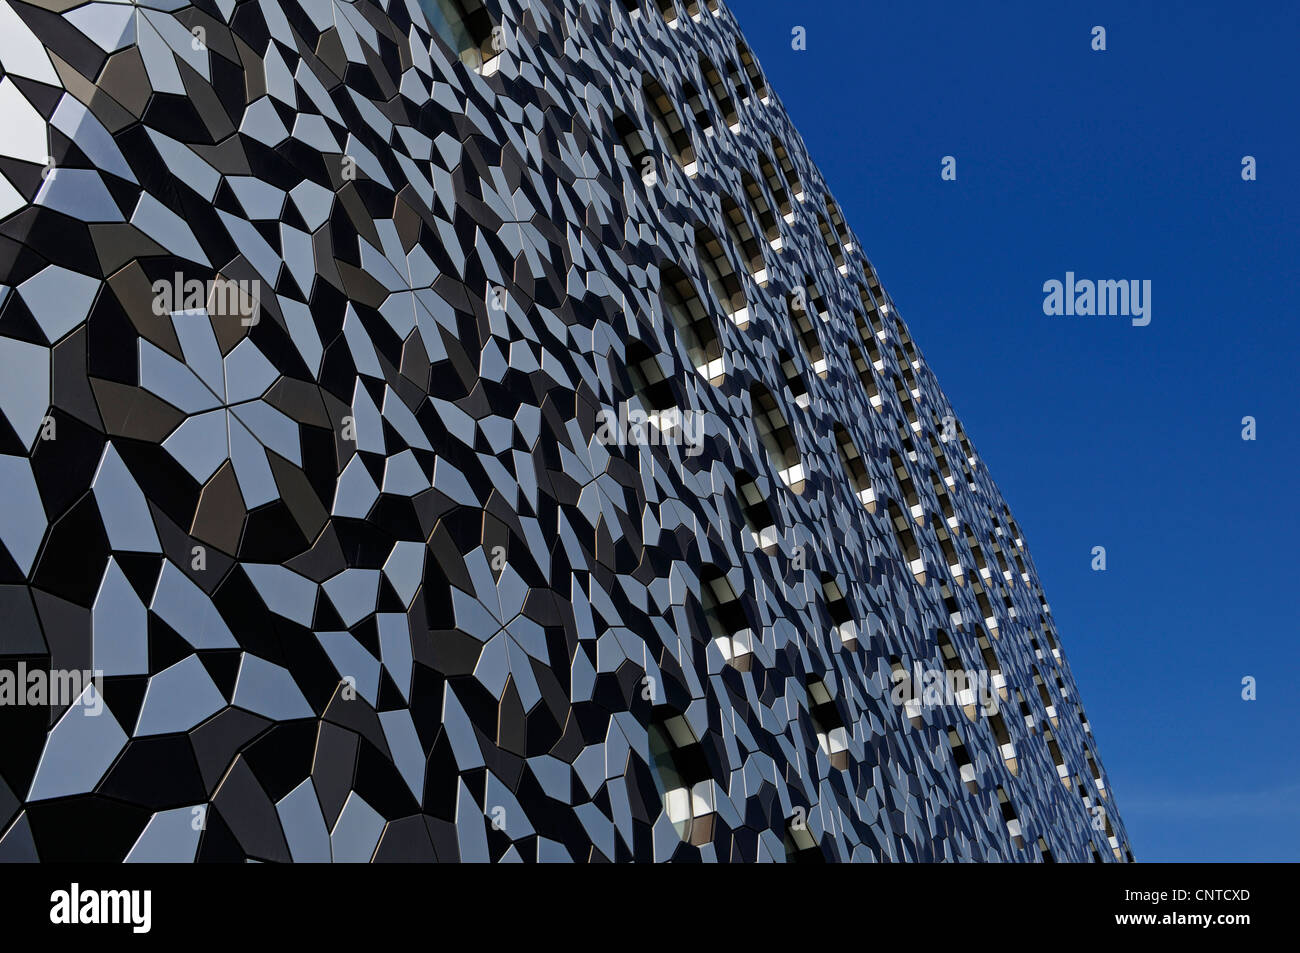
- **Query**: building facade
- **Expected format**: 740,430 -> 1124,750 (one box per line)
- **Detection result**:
0,0 -> 1131,861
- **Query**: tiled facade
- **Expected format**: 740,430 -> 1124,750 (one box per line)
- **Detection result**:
0,0 -> 1131,861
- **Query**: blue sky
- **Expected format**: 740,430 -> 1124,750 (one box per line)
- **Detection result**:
729,0 -> 1300,860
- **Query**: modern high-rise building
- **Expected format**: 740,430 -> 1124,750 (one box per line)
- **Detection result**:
0,0 -> 1131,861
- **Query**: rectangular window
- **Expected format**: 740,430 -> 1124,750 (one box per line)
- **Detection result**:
420,0 -> 500,74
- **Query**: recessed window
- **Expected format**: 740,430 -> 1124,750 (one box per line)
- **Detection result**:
788,288 -> 827,378
1086,749 -> 1107,799
934,448 -> 958,496
610,341 -> 698,456
750,382 -> 804,493
826,196 -> 853,252
680,80 -> 712,135
1017,689 -> 1037,734
859,285 -> 884,330
725,58 -> 747,106
959,432 -> 976,466
1043,727 -> 1070,785
654,0 -> 679,27
849,343 -> 882,413
888,500 -> 926,583
1033,672 -> 1057,727
854,306 -> 885,369
929,467 -> 955,521
759,151 -> 793,222
661,263 -> 724,383
893,377 -> 920,432
988,709 -> 1018,776
1000,586 -> 1016,621
777,348 -> 811,410
935,525 -> 963,587
895,420 -> 918,459
803,276 -> 828,322
899,332 -> 920,370
997,786 -> 1025,849
1005,508 -> 1025,549
973,585 -> 998,636
648,711 -> 716,846
833,424 -> 875,512
868,303 -> 890,345
612,111 -> 655,187
896,357 -> 918,399
1045,625 -> 1062,664
821,573 -> 857,649
816,212 -> 846,273
1078,775 -> 1093,821
624,340 -> 676,418
995,544 -> 1016,588
685,0 -> 719,19
942,588 -> 963,629
936,628 -> 976,722
734,469 -> 778,554
862,260 -> 883,300
698,54 -> 738,131
890,451 -> 922,522
947,725 -> 978,792
806,678 -> 849,770
771,136 -> 804,202
783,819 -> 824,862
643,74 -> 696,175
976,628 -> 1007,701
741,172 -> 781,249
890,657 -> 924,726
894,345 -> 919,394
700,566 -> 753,670
736,39 -> 769,103
421,0 -> 500,74
695,225 -> 748,326
968,538 -> 991,584
720,195 -> 766,284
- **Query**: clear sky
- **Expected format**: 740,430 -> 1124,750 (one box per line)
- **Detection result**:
729,0 -> 1300,861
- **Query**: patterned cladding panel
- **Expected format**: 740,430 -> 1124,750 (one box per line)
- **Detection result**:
0,0 -> 1130,862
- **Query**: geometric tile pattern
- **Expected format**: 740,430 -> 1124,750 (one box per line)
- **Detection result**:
0,0 -> 1131,861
